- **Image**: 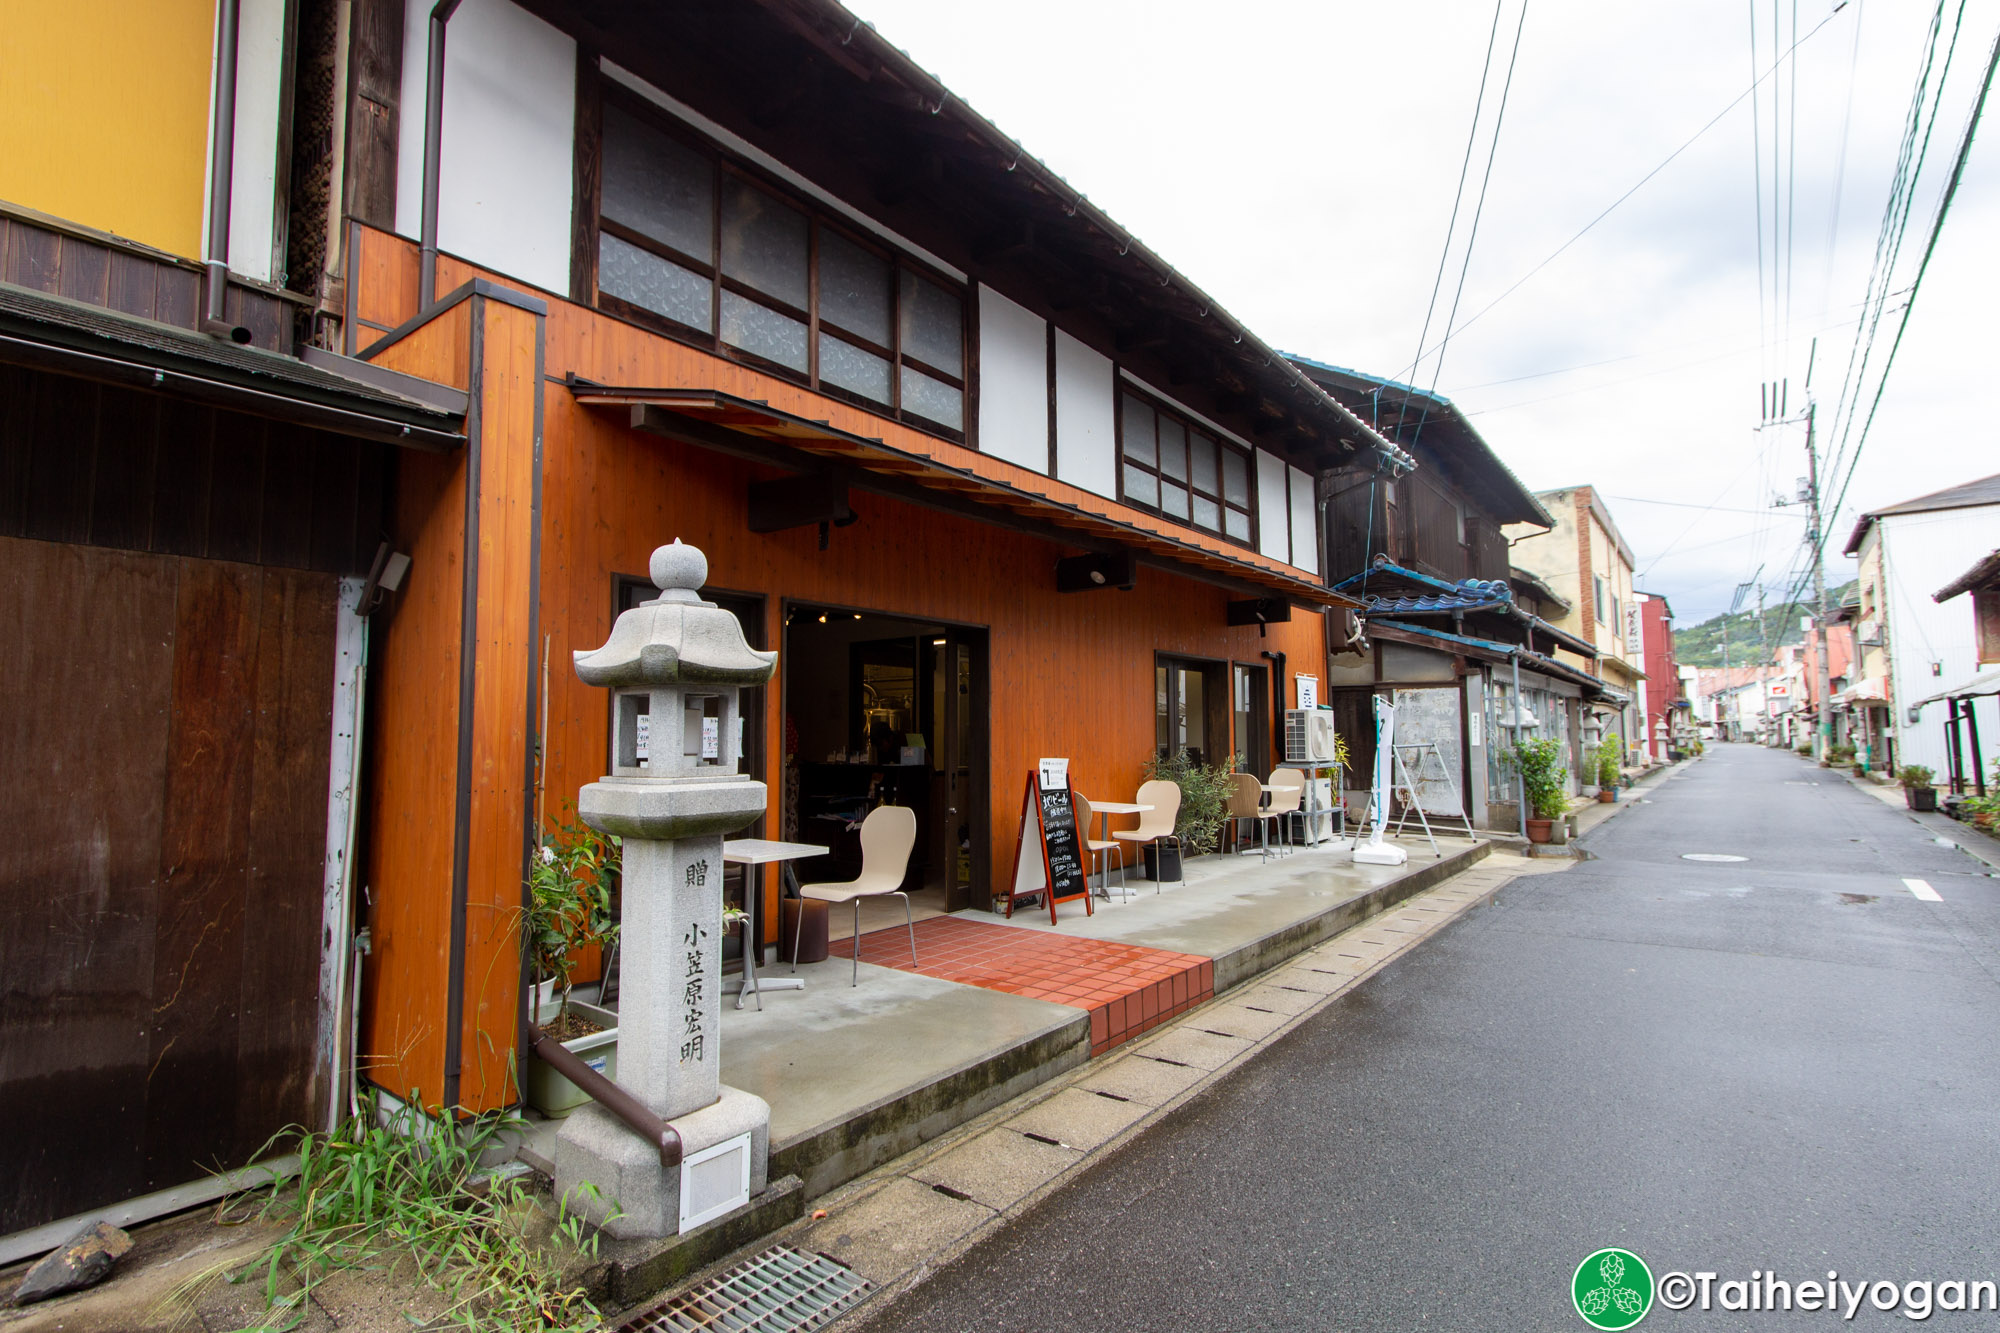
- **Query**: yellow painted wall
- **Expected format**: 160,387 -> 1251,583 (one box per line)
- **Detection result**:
0,0 -> 216,258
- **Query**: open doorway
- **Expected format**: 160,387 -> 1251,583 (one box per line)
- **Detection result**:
782,603 -> 989,926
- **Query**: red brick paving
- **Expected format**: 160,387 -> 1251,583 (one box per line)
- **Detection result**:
849,915 -> 1214,1055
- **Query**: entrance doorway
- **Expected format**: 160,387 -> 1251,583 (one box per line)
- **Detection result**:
1232,663 -> 1270,778
1156,655 -> 1226,766
783,604 -> 990,916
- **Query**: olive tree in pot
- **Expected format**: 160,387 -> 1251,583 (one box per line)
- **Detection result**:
1509,738 -> 1569,843
523,814 -> 622,1116
1899,764 -> 1939,813
1141,748 -> 1234,878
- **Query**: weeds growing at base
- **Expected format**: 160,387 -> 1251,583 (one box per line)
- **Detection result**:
220,1093 -> 606,1331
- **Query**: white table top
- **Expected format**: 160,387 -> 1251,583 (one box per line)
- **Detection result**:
1086,801 -> 1154,814
722,839 -> 830,864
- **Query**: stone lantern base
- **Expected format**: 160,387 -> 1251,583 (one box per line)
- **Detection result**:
554,1085 -> 771,1238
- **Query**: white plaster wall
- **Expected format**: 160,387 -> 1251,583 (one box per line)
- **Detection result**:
395,0 -> 575,296
1288,464 -> 1316,574
1256,450 -> 1289,563
1883,505 -> 2000,774
222,0 -> 287,282
1052,330 -> 1115,499
975,285 -> 1049,474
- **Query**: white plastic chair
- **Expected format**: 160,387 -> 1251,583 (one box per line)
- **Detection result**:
1074,792 -> 1127,896
1264,769 -> 1306,853
793,805 -> 918,986
1113,779 -> 1183,890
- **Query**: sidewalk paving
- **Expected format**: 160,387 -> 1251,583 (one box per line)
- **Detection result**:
0,830 -> 1499,1332
605,849 -> 1571,1332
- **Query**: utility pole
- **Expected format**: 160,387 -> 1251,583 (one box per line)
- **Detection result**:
1804,401 -> 1832,764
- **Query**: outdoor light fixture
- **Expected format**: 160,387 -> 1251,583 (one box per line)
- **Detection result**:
1056,551 -> 1136,593
931,638 -> 945,646
817,614 -> 826,624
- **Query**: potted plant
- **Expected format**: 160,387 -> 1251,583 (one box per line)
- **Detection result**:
1510,738 -> 1569,843
523,814 -> 622,1117
1899,764 -> 1939,813
1141,748 -> 1234,876
1595,735 -> 1622,802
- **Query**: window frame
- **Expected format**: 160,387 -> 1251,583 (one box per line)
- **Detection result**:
1113,386 -> 1257,548
582,83 -> 968,443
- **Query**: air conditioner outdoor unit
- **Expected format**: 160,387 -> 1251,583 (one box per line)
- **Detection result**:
1284,708 -> 1338,764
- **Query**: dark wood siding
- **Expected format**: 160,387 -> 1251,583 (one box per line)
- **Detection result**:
0,366 -> 389,575
0,538 -> 338,1232
0,214 -> 294,354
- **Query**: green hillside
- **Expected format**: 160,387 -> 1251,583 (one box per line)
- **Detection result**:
1675,580 -> 1858,669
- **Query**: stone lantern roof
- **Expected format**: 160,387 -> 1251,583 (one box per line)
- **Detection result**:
574,541 -> 776,689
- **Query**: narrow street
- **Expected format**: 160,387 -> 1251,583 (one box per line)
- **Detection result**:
853,746 -> 2000,1330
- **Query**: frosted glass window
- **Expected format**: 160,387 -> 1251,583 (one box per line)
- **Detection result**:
900,270 -> 963,372
819,333 -> 891,404
900,365 -> 963,428
1193,495 -> 1221,532
1121,395 -> 1156,466
1161,482 -> 1190,521
601,105 -> 713,261
1124,464 -> 1158,508
1222,448 -> 1249,507
720,291 -> 806,372
600,233 -> 712,331
720,178 -> 807,309
819,230 -> 892,347
1158,418 -> 1187,480
1191,431 -> 1218,494
1225,507 -> 1251,542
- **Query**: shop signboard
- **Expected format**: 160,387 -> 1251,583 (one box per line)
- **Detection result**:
1003,759 -> 1094,923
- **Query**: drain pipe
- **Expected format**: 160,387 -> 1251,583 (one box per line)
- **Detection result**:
1261,649 -> 1286,769
202,0 -> 253,343
530,1032 -> 682,1171
417,0 -> 465,309
1510,653 -> 1528,839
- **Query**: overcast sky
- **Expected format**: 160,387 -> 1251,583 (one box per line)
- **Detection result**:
843,0 -> 2000,625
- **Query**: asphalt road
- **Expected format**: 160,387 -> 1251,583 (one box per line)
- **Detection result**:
854,744 -> 2000,1331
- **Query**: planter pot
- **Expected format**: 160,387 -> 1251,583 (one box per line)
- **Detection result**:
525,999 -> 619,1118
1907,787 -> 1938,813
1142,841 -> 1183,883
1597,789 -> 1615,803
1526,818 -> 1554,844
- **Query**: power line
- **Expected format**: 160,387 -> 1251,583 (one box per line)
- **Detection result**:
1404,0 -> 1508,404
1403,4 -> 1848,367
1823,15 -> 2000,530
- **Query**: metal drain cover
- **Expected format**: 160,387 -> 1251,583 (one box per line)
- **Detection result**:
1681,853 -> 1749,862
617,1245 -> 872,1333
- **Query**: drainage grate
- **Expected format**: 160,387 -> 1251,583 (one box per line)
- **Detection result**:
616,1245 -> 872,1333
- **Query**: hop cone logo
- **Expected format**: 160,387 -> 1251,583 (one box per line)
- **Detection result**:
1572,1248 -> 1653,1329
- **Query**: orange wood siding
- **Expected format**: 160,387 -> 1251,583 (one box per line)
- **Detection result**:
348,227 -> 1330,1098
456,299 -> 542,1110
358,304 -> 473,1109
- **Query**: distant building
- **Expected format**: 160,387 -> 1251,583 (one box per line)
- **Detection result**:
1635,593 -> 1683,760
1506,487 -> 1646,763
1842,473 -> 2000,776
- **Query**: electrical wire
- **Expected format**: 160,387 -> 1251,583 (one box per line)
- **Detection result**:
1402,5 -> 1847,371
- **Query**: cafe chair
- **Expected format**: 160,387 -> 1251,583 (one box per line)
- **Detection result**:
1264,769 -> 1306,854
1113,779 -> 1183,891
1227,772 -> 1275,860
1073,792 -> 1127,897
794,804 -> 919,986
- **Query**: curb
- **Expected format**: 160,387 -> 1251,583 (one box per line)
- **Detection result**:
611,850 -> 1568,1331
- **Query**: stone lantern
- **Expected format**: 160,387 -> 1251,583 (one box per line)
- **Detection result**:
555,540 -> 777,1238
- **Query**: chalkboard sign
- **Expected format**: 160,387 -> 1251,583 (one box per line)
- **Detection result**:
1003,765 -> 1095,923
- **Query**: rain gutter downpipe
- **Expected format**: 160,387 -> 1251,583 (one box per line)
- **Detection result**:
530,1031 -> 682,1170
418,0 -> 465,310
202,0 -> 252,344
1511,652 -> 1528,839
